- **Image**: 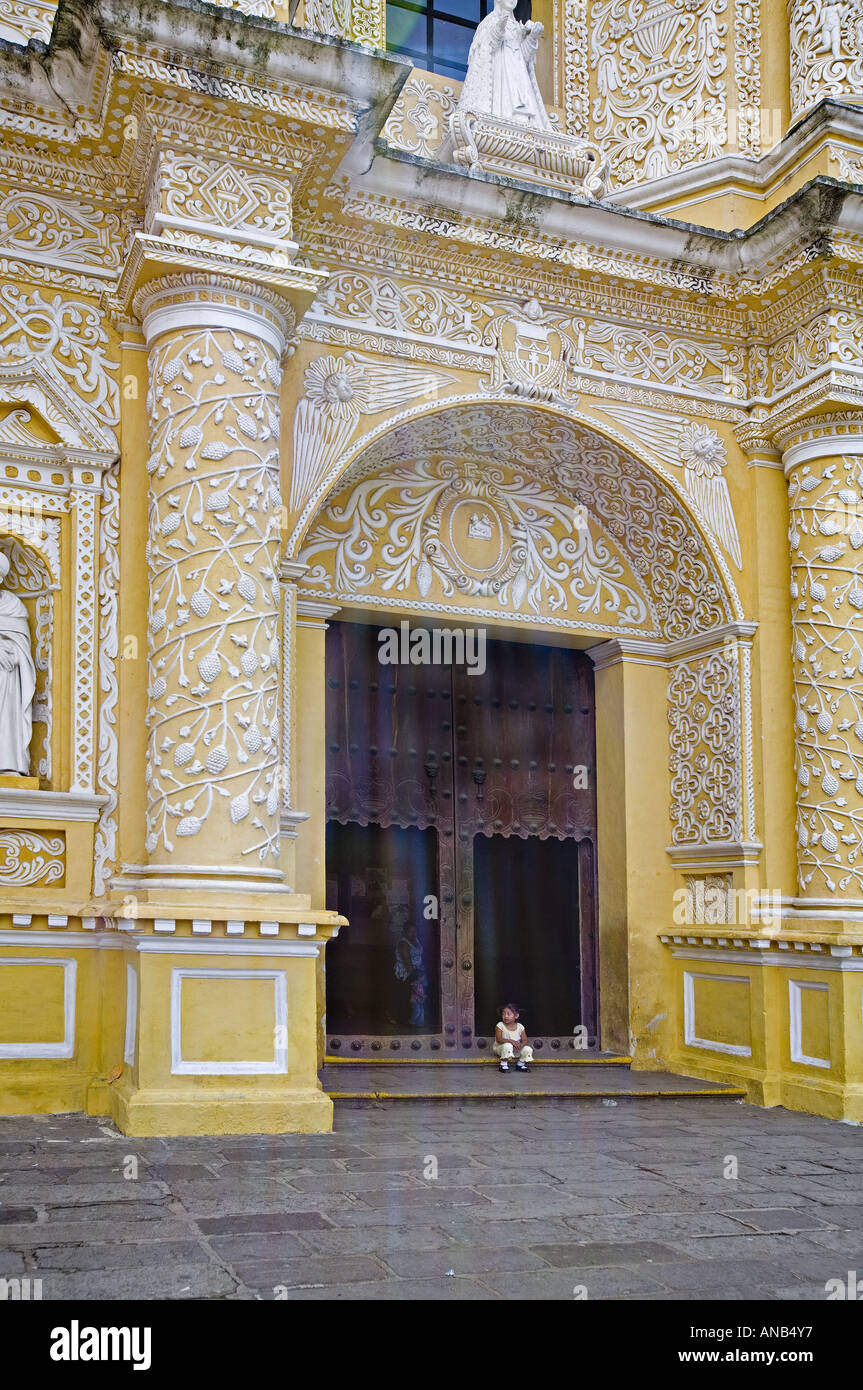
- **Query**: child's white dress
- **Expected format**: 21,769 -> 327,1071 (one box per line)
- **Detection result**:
494,1020 -> 534,1063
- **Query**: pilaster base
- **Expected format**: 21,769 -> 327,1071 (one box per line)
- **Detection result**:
108,1080 -> 333,1136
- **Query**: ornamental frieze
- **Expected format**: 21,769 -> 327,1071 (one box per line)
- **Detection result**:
0,830 -> 65,885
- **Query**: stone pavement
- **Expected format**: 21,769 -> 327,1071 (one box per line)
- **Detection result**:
0,1097 -> 861,1300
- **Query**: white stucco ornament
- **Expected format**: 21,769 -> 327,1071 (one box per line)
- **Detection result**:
0,551 -> 35,776
441,0 -> 610,198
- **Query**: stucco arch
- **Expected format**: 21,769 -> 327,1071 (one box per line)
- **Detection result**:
289,397 -> 757,1058
290,395 -> 743,639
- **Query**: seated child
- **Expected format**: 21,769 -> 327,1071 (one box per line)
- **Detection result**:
494,1003 -> 534,1073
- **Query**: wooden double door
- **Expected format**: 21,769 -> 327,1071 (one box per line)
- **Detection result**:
323,621 -> 598,1055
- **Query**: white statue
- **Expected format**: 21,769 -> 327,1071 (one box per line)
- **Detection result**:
0,552 -> 35,776
457,0 -> 551,129
817,1 -> 847,59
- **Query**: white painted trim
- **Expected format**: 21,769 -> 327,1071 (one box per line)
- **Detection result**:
683,970 -> 752,1058
0,956 -> 76,1058
789,979 -> 831,1069
135,938 -> 319,958
0,931 -> 122,949
170,967 -> 288,1076
296,598 -> 342,625
0,790 -> 107,822
149,212 -> 299,258
666,841 -> 763,870
783,435 -> 863,472
0,931 -> 321,957
781,896 -> 863,917
124,963 -> 137,1066
669,946 -> 863,972
141,301 -> 287,357
588,624 -> 759,672
601,102 -> 863,213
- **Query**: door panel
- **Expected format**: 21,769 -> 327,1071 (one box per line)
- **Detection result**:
473,833 -> 582,1037
452,641 -> 597,1047
325,821 -> 441,1035
324,622 -> 598,1055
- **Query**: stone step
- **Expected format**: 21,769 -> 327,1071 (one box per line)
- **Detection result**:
320,1061 -> 745,1101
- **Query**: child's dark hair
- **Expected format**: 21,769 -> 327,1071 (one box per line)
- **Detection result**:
501,1001 -> 520,1015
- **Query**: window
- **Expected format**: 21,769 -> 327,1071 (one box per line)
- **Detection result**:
386,0 -> 491,81
387,0 -> 534,81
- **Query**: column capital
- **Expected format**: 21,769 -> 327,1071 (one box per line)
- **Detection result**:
777,411 -> 863,473
132,274 -> 295,357
296,598 -> 342,629
280,560 -> 310,585
734,418 -> 783,469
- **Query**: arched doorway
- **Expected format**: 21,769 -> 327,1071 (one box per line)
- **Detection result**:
291,399 -> 742,1060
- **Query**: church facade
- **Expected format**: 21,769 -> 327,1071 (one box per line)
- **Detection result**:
0,0 -> 863,1133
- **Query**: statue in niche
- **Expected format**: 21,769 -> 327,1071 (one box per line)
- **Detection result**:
457,0 -> 550,129
0,551 -> 35,776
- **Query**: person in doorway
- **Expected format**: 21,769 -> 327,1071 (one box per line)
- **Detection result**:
494,1003 -> 534,1072
394,922 -> 427,1027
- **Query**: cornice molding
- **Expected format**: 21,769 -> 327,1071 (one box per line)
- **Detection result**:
0,790 -> 108,822
603,99 -> 863,214
587,624 -> 756,672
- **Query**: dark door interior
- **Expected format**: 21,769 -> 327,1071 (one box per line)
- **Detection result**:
324,620 -> 598,1056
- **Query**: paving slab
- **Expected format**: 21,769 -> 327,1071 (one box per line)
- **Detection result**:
381,1246 -> 550,1278
0,1097 -> 861,1300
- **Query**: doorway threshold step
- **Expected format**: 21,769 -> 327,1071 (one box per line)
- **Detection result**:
323,1053 -> 630,1065
319,1062 -> 745,1100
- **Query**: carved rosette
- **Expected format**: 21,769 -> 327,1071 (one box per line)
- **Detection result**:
136,277 -> 291,884
784,428 -> 863,898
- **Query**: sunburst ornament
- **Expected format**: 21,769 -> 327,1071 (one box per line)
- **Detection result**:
302,356 -> 368,419
679,423 -> 742,569
289,350 -> 461,511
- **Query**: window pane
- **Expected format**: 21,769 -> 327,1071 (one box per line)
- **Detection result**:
386,3 -> 427,52
433,57 -> 469,79
432,16 -> 474,69
436,0 -> 484,20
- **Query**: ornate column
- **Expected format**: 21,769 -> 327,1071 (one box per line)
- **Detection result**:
134,275 -> 291,896
780,416 -> 863,917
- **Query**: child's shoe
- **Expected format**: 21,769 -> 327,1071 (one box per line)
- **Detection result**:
516,1060 -> 528,1072
499,1060 -> 509,1072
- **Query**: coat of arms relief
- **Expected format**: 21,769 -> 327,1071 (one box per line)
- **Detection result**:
482,298 -> 579,403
